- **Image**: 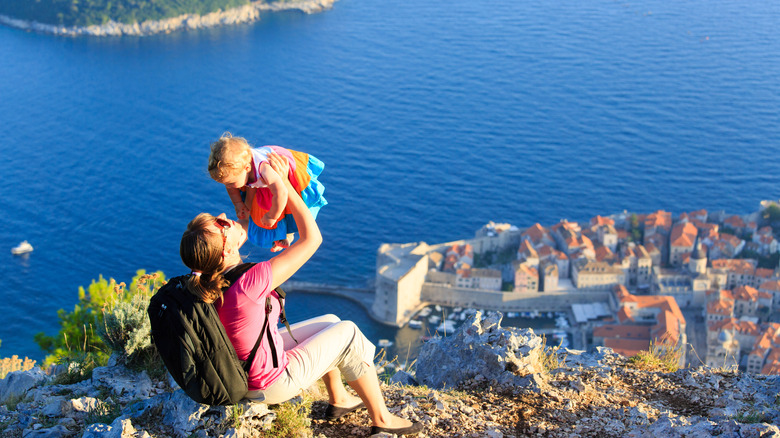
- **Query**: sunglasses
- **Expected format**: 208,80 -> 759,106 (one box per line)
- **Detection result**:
214,218 -> 231,253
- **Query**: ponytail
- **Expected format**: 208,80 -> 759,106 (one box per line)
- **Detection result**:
185,271 -> 229,304
180,213 -> 231,303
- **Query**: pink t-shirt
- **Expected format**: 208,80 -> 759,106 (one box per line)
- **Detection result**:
214,262 -> 289,390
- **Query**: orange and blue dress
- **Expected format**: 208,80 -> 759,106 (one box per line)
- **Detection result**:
245,146 -> 327,248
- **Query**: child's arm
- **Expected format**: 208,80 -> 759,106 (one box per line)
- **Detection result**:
257,160 -> 288,227
226,187 -> 250,220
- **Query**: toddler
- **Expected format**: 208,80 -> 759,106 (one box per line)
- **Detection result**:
208,133 -> 327,252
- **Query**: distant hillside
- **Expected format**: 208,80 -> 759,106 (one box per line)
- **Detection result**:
0,0 -> 253,27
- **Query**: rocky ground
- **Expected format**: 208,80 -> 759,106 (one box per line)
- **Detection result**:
1,311 -> 779,437
312,359 -> 780,437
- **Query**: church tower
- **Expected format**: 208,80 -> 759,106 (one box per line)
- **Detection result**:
689,234 -> 707,275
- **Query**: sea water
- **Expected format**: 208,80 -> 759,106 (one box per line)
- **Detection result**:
0,0 -> 778,361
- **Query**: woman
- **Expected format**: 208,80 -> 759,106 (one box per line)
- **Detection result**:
179,153 -> 422,436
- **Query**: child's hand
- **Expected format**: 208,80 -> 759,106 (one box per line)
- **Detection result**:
260,214 -> 277,228
267,152 -> 290,179
234,203 -> 250,220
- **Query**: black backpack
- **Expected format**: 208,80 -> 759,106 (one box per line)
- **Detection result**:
147,263 -> 296,406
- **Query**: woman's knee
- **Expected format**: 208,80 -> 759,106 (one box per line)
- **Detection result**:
321,314 -> 341,324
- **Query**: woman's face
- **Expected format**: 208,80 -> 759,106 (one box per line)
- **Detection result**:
213,213 -> 247,253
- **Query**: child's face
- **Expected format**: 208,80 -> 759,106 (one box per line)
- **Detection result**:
222,163 -> 251,189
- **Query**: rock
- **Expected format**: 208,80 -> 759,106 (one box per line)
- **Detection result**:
161,389 -> 210,436
0,368 -> 47,404
390,370 -> 419,386
92,365 -> 154,402
416,311 -> 545,390
21,425 -> 71,437
82,423 -> 112,438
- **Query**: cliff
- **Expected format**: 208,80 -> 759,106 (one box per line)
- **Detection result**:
1,311 -> 779,437
0,0 -> 337,37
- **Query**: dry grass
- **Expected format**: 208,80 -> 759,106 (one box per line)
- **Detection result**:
540,335 -> 567,373
629,340 -> 684,373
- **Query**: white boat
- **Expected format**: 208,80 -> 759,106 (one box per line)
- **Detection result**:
435,305 -> 442,312
408,320 -> 422,329
428,315 -> 441,324
419,307 -> 432,317
11,241 -> 33,255
506,312 -> 518,318
377,339 -> 393,348
454,307 -> 463,313
436,320 -> 457,334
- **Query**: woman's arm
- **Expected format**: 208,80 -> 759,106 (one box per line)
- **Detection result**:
266,153 -> 322,288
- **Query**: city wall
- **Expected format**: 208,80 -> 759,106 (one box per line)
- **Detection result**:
421,283 -> 610,312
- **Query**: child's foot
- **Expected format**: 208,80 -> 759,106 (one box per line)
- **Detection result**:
270,239 -> 290,252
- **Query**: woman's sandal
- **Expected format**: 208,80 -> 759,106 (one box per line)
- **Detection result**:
369,421 -> 424,436
324,401 -> 365,420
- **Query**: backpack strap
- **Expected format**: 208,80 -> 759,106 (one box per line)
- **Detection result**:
274,286 -> 299,345
222,264 -> 298,370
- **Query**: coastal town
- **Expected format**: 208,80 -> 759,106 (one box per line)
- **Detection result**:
373,200 -> 780,377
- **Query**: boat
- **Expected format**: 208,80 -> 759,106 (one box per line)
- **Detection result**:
435,305 -> 442,312
428,315 -> 441,324
377,339 -> 393,348
408,320 -> 422,329
436,320 -> 457,334
506,312 -> 519,318
11,241 -> 33,255
419,307 -> 432,317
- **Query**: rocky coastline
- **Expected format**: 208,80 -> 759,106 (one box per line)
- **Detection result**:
0,0 -> 337,37
1,311 -> 779,437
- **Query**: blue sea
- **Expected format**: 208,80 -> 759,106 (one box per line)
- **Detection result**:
0,0 -> 778,362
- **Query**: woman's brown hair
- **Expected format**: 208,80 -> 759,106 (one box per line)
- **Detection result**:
179,213 -> 231,303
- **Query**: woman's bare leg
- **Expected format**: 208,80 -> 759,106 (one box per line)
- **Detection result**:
321,369 -> 361,407
347,367 -> 413,428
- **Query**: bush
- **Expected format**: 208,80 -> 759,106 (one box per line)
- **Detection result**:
35,270 -> 165,378
99,272 -> 165,369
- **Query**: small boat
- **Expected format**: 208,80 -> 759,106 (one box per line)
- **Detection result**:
435,305 -> 442,312
454,307 -> 463,313
428,315 -> 441,324
378,339 -> 393,348
436,320 -> 457,334
419,307 -> 432,317
408,320 -> 422,329
507,312 -> 519,318
11,241 -> 33,255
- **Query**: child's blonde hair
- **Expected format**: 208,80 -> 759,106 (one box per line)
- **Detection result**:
208,132 -> 252,182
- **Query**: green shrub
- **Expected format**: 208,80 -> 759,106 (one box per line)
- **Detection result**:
99,272 -> 165,369
35,270 -> 165,377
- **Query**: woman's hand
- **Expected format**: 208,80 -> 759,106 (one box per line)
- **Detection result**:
267,152 -> 290,179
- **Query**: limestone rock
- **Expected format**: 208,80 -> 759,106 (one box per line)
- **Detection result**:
0,368 -> 47,404
416,310 -> 545,390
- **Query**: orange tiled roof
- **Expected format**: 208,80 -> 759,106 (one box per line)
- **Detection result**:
733,285 -> 759,302
724,215 -> 746,228
645,210 -> 672,229
755,268 -> 774,279
759,280 -> 780,292
711,259 -> 755,275
522,223 -> 549,244
590,215 -> 615,227
707,299 -> 734,316
670,222 -> 698,248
